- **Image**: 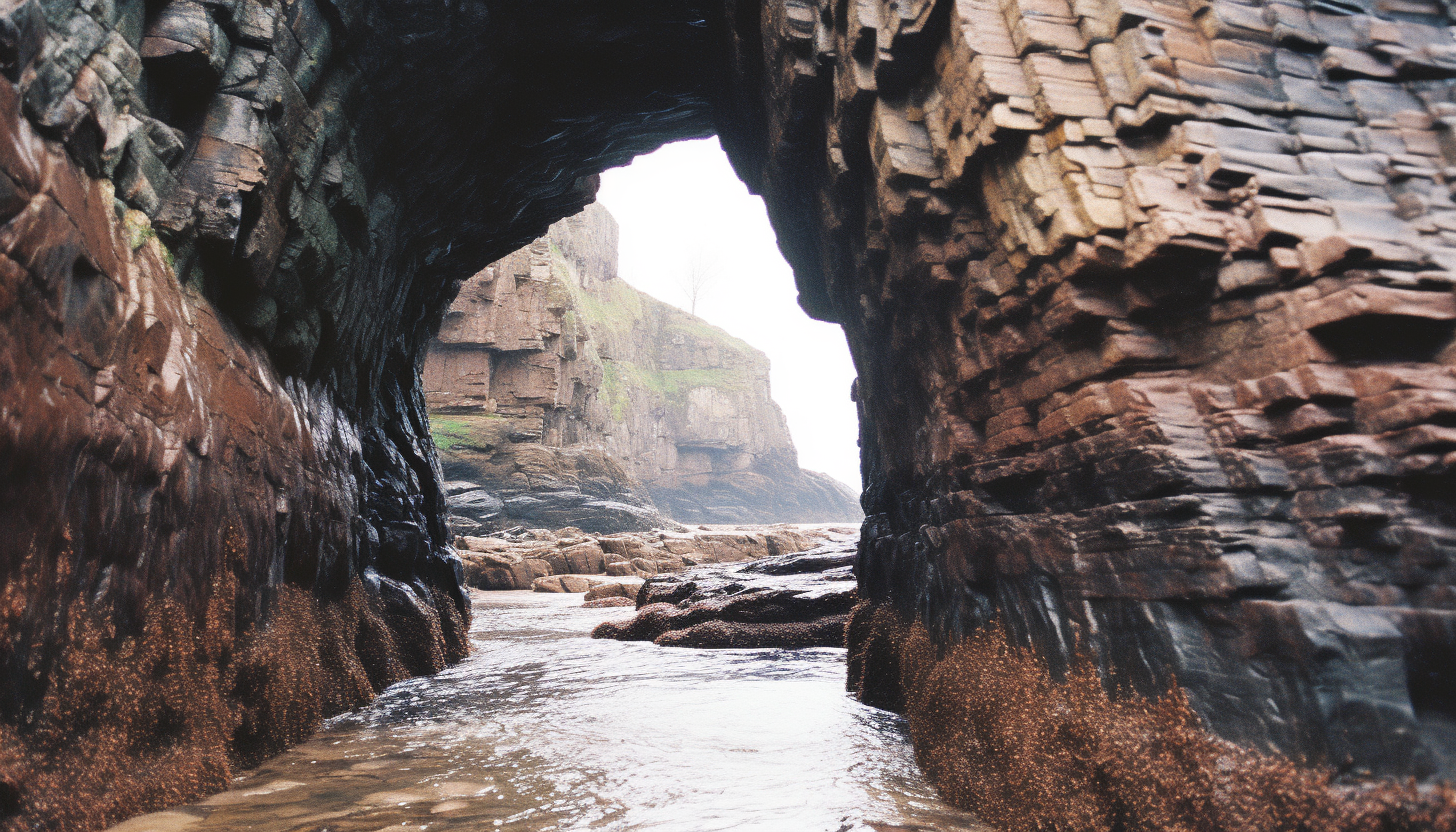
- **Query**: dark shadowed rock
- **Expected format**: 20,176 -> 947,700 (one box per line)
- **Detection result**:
654,617 -> 850,649
449,489 -> 505,518
0,1 -> 721,826
5,0 -> 1456,823
740,547 -> 857,576
442,436 -> 670,534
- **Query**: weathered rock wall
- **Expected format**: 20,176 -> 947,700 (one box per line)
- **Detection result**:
423,203 -> 864,526
6,0 -> 1456,825
0,0 -> 721,828
0,73 -> 471,829
716,0 -> 1456,820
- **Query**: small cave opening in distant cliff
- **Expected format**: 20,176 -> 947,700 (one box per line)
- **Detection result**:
1309,313 -> 1456,363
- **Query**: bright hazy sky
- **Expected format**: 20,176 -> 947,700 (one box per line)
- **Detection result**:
597,138 -> 863,492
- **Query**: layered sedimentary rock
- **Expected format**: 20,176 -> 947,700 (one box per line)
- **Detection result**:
592,536 -> 859,648
6,0 -> 1456,825
714,0 -> 1456,825
423,203 -> 863,528
0,2 -> 720,829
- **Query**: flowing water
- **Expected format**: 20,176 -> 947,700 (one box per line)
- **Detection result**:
111,588 -> 989,832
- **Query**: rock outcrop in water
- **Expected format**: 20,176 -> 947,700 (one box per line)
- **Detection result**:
4,0 -> 1456,827
423,203 -> 863,530
592,536 -> 859,648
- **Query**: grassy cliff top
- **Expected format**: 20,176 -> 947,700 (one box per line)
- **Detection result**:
544,242 -> 771,426
428,412 -> 512,452
550,242 -> 760,361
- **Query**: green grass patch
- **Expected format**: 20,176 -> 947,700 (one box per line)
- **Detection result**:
601,360 -> 751,414
428,413 -> 506,452
549,243 -> 645,338
543,242 -> 759,419
577,278 -> 644,338
662,316 -> 756,355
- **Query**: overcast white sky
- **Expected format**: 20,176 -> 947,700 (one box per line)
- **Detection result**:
597,138 -> 863,492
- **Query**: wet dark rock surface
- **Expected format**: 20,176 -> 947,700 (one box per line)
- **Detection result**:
4,0 -> 1456,823
444,474 -> 666,537
0,0 -> 719,827
592,537 -> 858,649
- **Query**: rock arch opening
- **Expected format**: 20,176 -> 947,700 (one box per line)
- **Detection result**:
3,0 -> 1456,827
419,145 -> 867,532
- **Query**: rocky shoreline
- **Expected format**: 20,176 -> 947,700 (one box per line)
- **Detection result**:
591,536 -> 859,649
454,524 -> 856,592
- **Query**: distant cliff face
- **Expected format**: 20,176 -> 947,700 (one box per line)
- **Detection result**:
423,204 -> 862,528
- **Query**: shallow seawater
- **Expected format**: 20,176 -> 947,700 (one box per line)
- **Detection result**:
111,590 -> 988,832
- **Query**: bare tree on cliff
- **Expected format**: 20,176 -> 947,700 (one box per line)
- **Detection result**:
677,245 -> 721,316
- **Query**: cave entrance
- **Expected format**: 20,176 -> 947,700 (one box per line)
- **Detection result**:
423,138 -> 864,532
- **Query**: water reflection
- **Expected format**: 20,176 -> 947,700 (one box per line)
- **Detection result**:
111,591 -> 989,832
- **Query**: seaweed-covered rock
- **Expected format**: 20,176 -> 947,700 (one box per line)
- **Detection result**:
0,2 -> 720,827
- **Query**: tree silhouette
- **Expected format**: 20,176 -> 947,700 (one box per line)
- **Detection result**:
676,244 -> 721,316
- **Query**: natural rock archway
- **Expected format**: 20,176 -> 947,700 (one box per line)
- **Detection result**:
1,0 -> 1454,828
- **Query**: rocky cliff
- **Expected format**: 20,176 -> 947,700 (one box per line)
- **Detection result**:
722,0 -> 1456,826
423,203 -> 863,529
0,3 -> 721,829
3,0 -> 1456,827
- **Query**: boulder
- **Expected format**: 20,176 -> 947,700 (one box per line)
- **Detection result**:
560,575 -> 593,593
562,541 -> 606,574
593,539 -> 859,649
583,580 -> 643,602
531,574 -> 593,593
448,489 -> 505,521
460,526 -> 841,590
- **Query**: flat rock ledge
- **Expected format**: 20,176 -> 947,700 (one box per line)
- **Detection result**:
590,538 -> 859,649
455,524 -> 855,591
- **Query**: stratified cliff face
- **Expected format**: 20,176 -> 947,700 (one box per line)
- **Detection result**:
717,0 -> 1456,825
423,203 -> 864,528
421,207 -> 667,533
6,0 -> 1456,825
